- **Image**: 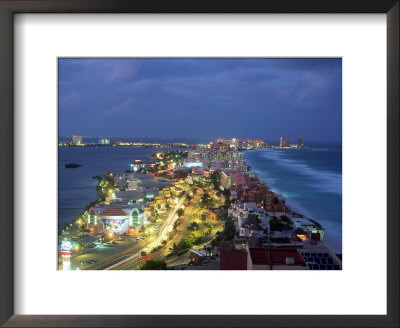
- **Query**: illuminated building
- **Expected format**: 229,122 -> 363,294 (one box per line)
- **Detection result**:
130,159 -> 158,171
216,142 -> 229,151
184,161 -> 203,168
221,170 -> 247,189
87,204 -> 146,235
154,195 -> 167,211
244,138 -> 265,149
114,190 -> 146,203
72,134 -> 83,145
290,216 -> 325,240
298,136 -> 304,148
215,138 -> 231,146
98,137 -> 111,145
221,171 -> 232,189
264,191 -> 287,212
230,138 -> 239,149
279,136 -> 290,148
187,150 -> 244,167
59,239 -> 73,271
130,159 -> 144,172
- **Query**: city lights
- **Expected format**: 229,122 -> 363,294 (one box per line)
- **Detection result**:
59,136 -> 337,271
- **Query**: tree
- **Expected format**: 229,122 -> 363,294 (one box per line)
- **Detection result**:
77,222 -> 87,237
203,222 -> 213,234
169,243 -> 178,254
222,188 -> 231,197
224,197 -> 232,209
201,213 -> 207,223
210,170 -> 221,190
139,259 -> 167,270
201,193 -> 210,206
190,230 -> 204,243
188,221 -> 199,232
222,225 -> 236,241
177,208 -> 184,218
173,218 -> 181,230
211,236 -> 220,248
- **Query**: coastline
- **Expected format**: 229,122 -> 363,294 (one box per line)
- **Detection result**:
58,146 -> 189,231
59,145 -> 342,253
243,148 -> 342,253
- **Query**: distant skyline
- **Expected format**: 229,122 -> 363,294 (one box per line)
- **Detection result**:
59,58 -> 342,143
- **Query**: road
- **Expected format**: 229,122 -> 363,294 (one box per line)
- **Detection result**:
103,196 -> 186,270
60,235 -> 141,270
119,188 -> 202,270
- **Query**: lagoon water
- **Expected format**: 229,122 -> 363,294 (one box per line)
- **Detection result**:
59,143 -> 342,253
243,144 -> 342,253
58,147 -> 161,230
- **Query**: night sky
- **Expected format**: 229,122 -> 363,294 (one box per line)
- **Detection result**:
58,58 -> 342,143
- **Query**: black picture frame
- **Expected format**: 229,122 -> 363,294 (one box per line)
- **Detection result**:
0,1 -> 398,327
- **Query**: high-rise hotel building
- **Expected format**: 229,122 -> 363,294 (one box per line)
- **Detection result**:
279,137 -> 284,147
298,136 -> 304,148
72,134 -> 83,145
279,136 -> 290,147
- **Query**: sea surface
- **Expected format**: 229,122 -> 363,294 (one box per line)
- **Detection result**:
243,144 -> 342,253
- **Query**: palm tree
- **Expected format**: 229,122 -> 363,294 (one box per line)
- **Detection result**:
201,193 -> 210,206
77,223 -> 87,238
169,243 -> 178,254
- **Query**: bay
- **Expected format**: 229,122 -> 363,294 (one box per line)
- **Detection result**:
58,147 -> 163,230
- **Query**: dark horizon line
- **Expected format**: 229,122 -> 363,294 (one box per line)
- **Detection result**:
59,135 -> 342,143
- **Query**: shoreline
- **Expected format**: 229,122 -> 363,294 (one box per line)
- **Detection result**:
242,148 -> 342,253
59,146 -> 342,253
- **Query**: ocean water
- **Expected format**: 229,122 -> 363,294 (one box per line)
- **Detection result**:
243,144 -> 342,253
58,147 -> 167,230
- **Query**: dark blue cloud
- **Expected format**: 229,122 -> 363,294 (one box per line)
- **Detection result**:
58,58 -> 342,143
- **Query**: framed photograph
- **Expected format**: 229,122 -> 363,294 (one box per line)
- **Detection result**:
0,1 -> 398,327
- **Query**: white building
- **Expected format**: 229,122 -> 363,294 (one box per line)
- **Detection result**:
290,215 -> 325,240
72,134 -> 83,145
87,203 -> 146,235
228,202 -> 269,238
98,137 -> 111,145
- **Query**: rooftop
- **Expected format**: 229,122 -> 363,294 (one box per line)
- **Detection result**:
249,248 -> 270,265
220,251 -> 247,270
99,207 -> 128,217
269,248 -> 306,266
114,190 -> 145,199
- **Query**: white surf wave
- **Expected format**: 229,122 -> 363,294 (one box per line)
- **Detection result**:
258,149 -> 342,195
